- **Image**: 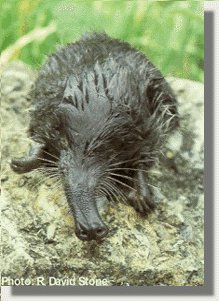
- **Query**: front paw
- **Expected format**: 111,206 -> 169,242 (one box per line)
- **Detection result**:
11,158 -> 30,174
127,190 -> 156,215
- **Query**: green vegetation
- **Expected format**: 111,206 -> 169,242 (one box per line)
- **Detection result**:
1,0 -> 203,81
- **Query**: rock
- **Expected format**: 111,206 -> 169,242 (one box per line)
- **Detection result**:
46,224 -> 56,242
166,77 -> 204,170
1,62 -> 204,286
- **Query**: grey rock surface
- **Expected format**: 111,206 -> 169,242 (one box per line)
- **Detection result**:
1,62 -> 204,286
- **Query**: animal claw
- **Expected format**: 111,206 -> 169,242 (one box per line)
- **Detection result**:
127,187 -> 157,215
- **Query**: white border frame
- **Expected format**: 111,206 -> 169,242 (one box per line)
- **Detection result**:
1,1 -> 218,300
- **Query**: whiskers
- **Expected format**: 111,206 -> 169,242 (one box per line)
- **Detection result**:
97,177 -> 128,205
42,150 -> 59,161
37,157 -> 58,166
29,164 -> 62,191
96,165 -> 138,205
97,156 -> 160,206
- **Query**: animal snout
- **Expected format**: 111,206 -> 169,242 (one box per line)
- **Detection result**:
76,221 -> 108,241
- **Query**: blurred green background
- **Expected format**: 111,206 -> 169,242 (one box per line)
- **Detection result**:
1,0 -> 203,81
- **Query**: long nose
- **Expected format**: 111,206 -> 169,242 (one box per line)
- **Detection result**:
65,188 -> 109,241
76,219 -> 108,241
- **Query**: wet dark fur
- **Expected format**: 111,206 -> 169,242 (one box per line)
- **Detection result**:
11,32 -> 178,241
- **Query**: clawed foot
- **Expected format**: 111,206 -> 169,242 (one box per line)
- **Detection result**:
125,164 -> 164,215
127,185 -> 159,215
11,143 -> 45,174
11,157 -> 40,174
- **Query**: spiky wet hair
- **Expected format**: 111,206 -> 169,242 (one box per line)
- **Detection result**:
28,32 -> 178,166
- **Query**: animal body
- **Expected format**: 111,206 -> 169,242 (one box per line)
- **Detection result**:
11,32 -> 178,241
